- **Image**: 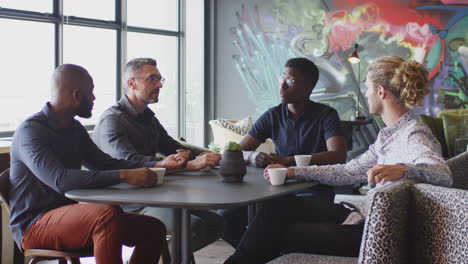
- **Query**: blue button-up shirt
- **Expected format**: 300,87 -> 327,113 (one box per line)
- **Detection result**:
249,101 -> 342,157
9,103 -> 153,248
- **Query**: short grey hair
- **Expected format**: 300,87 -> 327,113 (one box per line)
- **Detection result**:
122,58 -> 157,92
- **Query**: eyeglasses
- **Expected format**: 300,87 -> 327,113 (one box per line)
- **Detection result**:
133,74 -> 165,85
278,76 -> 299,87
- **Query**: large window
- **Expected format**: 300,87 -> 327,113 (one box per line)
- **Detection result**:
127,33 -> 179,136
0,19 -> 54,132
64,0 -> 115,21
127,0 -> 178,31
63,25 -> 117,126
185,0 -> 205,145
0,0 -> 206,146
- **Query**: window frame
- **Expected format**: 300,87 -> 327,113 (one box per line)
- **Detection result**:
0,0 -> 192,141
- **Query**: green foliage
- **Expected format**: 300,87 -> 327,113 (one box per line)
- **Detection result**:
208,142 -> 221,153
224,141 -> 242,151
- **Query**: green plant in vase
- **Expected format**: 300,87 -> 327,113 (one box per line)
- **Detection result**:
219,141 -> 246,182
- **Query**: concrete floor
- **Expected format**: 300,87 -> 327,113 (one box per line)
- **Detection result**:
194,240 -> 234,264
77,240 -> 234,264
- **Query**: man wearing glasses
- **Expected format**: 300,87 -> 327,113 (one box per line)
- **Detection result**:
219,57 -> 348,248
93,58 -> 224,253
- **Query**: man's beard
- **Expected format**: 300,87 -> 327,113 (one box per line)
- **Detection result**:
77,99 -> 92,118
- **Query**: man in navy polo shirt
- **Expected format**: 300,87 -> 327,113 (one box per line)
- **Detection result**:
219,57 -> 348,248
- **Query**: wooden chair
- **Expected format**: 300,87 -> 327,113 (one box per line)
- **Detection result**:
0,169 -> 93,264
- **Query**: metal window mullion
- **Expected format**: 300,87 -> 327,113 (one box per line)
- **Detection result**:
63,16 -> 119,30
127,25 -> 179,36
116,0 -> 127,100
178,0 -> 186,140
204,0 -> 216,146
54,0 -> 63,67
0,8 -> 57,23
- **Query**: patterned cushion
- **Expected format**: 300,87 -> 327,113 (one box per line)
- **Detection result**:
266,253 -> 357,264
215,117 -> 254,136
447,151 -> 468,190
358,179 -> 416,264
410,184 -> 468,263
209,118 -> 276,154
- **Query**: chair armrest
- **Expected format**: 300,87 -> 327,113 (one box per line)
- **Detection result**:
410,184 -> 468,263
447,151 -> 468,190
358,179 -> 416,264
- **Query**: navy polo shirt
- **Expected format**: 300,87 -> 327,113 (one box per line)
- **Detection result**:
249,101 -> 342,157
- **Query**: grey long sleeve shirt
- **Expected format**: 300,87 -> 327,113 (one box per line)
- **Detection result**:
9,103 -> 154,248
92,95 -> 201,162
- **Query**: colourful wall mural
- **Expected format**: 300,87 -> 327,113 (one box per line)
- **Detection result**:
230,0 -> 468,120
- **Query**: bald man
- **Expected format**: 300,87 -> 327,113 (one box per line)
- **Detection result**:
9,64 -> 187,263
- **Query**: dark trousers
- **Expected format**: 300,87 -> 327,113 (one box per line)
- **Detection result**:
22,203 -> 168,264
218,184 -> 335,248
224,193 -> 362,264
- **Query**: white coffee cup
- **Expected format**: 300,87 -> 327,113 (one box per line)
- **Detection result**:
149,168 -> 166,185
294,155 -> 311,167
268,168 -> 288,186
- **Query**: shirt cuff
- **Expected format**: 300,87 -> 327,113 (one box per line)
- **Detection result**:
144,161 -> 156,168
292,165 -> 319,182
95,170 -> 122,187
402,163 -> 416,180
250,152 -> 260,164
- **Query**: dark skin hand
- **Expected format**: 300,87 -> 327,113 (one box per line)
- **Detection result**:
254,152 -> 275,168
119,168 -> 158,188
241,134 -> 347,167
268,153 -> 294,166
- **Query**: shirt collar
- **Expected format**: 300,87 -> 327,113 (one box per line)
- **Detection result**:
284,100 -> 314,119
380,110 -> 415,134
42,102 -> 67,131
119,95 -> 155,120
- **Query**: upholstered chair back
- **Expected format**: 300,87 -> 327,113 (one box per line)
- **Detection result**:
409,184 -> 468,264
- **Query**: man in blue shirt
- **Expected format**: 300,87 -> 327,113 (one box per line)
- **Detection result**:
10,64 -> 188,263
219,57 -> 348,248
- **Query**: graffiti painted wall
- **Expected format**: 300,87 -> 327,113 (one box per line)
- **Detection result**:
223,0 -> 468,120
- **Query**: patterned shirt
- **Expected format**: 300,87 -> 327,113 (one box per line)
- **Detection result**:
294,111 -> 453,188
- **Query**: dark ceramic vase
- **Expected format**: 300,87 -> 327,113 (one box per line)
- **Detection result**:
219,150 -> 247,182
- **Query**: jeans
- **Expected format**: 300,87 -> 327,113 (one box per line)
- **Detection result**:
224,193 -> 359,264
218,184 -> 335,248
22,203 -> 168,264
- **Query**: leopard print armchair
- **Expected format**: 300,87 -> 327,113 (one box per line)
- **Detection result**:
268,182 -> 468,264
267,179 -> 416,264
409,184 -> 468,264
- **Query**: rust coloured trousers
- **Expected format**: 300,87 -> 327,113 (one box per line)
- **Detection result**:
21,203 -> 169,264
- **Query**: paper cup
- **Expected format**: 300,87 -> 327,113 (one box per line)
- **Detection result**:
268,168 -> 287,186
294,155 -> 311,167
149,168 -> 166,185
